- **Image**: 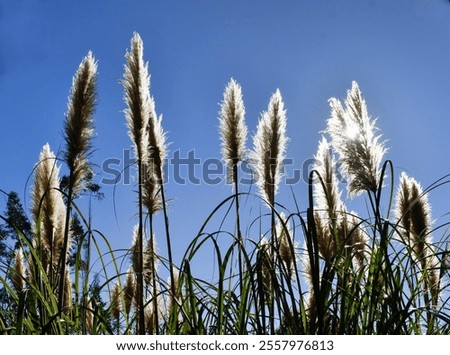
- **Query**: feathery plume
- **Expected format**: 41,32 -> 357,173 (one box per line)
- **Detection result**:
143,110 -> 167,184
219,78 -> 247,183
63,270 -> 72,312
141,112 -> 166,218
313,137 -> 343,221
144,295 -> 162,334
276,213 -> 298,279
85,299 -> 94,334
299,241 -> 315,318
124,267 -> 136,315
144,302 -> 156,334
143,234 -> 158,287
123,32 -> 150,160
259,237 -> 273,293
327,81 -> 386,196
167,266 -> 180,317
12,248 -> 26,293
64,51 -> 97,193
312,134 -> 368,265
142,162 -> 163,214
252,89 -> 287,205
395,172 -> 440,302
110,283 -> 121,323
130,224 -> 140,274
31,144 -> 68,272
345,214 -> 367,269
312,137 -> 345,262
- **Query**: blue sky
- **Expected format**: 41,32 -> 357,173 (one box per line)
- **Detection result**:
1,0 -> 449,276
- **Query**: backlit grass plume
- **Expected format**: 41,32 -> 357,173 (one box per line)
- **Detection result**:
312,137 -> 345,261
124,267 -> 136,316
12,248 -> 26,293
276,213 -> 298,279
110,283 -> 121,326
123,32 -> 150,159
395,172 -> 440,305
313,137 -> 343,222
64,51 -> 97,194
253,89 -> 287,206
327,81 -> 386,197
219,78 -> 247,183
142,111 -> 167,186
59,51 -> 97,315
140,74 -> 167,222
31,143 -> 68,275
122,32 -> 153,334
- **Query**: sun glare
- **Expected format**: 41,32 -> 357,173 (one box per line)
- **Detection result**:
345,121 -> 359,140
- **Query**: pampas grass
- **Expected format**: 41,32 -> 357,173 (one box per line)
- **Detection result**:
64,51 -> 97,194
253,89 -> 287,206
395,172 -> 440,305
327,81 -> 386,197
219,78 -> 247,183
122,32 -> 171,335
12,248 -> 25,293
1,38 -> 449,336
122,32 -> 151,334
31,143 -> 68,277
59,51 -> 97,315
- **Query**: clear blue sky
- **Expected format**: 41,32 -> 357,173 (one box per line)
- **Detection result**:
1,0 -> 449,276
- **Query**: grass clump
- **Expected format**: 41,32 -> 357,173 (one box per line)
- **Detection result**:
0,33 -> 449,335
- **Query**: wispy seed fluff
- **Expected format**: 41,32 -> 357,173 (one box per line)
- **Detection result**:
64,51 -> 97,193
141,109 -> 166,217
258,237 -> 273,293
110,282 -> 121,322
31,144 -> 69,272
130,225 -> 159,286
123,32 -> 150,159
312,138 -> 367,265
124,267 -> 136,315
313,137 -> 343,221
276,213 -> 298,280
327,81 -> 386,197
395,172 -> 440,302
63,270 -> 73,312
143,235 -> 158,287
219,78 -> 247,183
252,89 -> 287,205
123,33 -> 166,212
313,137 -> 345,261
12,248 -> 26,293
130,224 -> 141,274
85,299 -> 94,334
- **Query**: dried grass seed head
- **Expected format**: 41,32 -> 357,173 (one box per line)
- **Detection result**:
313,137 -> 344,222
327,81 -> 386,197
252,89 -> 287,205
63,270 -> 73,312
395,172 -> 440,302
219,78 -> 247,183
143,234 -> 158,287
142,161 -> 163,214
64,51 -> 97,193
32,144 -> 69,270
276,213 -> 298,279
124,267 -> 136,315
395,172 -> 433,254
143,109 -> 167,184
85,299 -> 94,333
110,282 -> 121,321
12,248 -> 26,292
123,32 -> 151,159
